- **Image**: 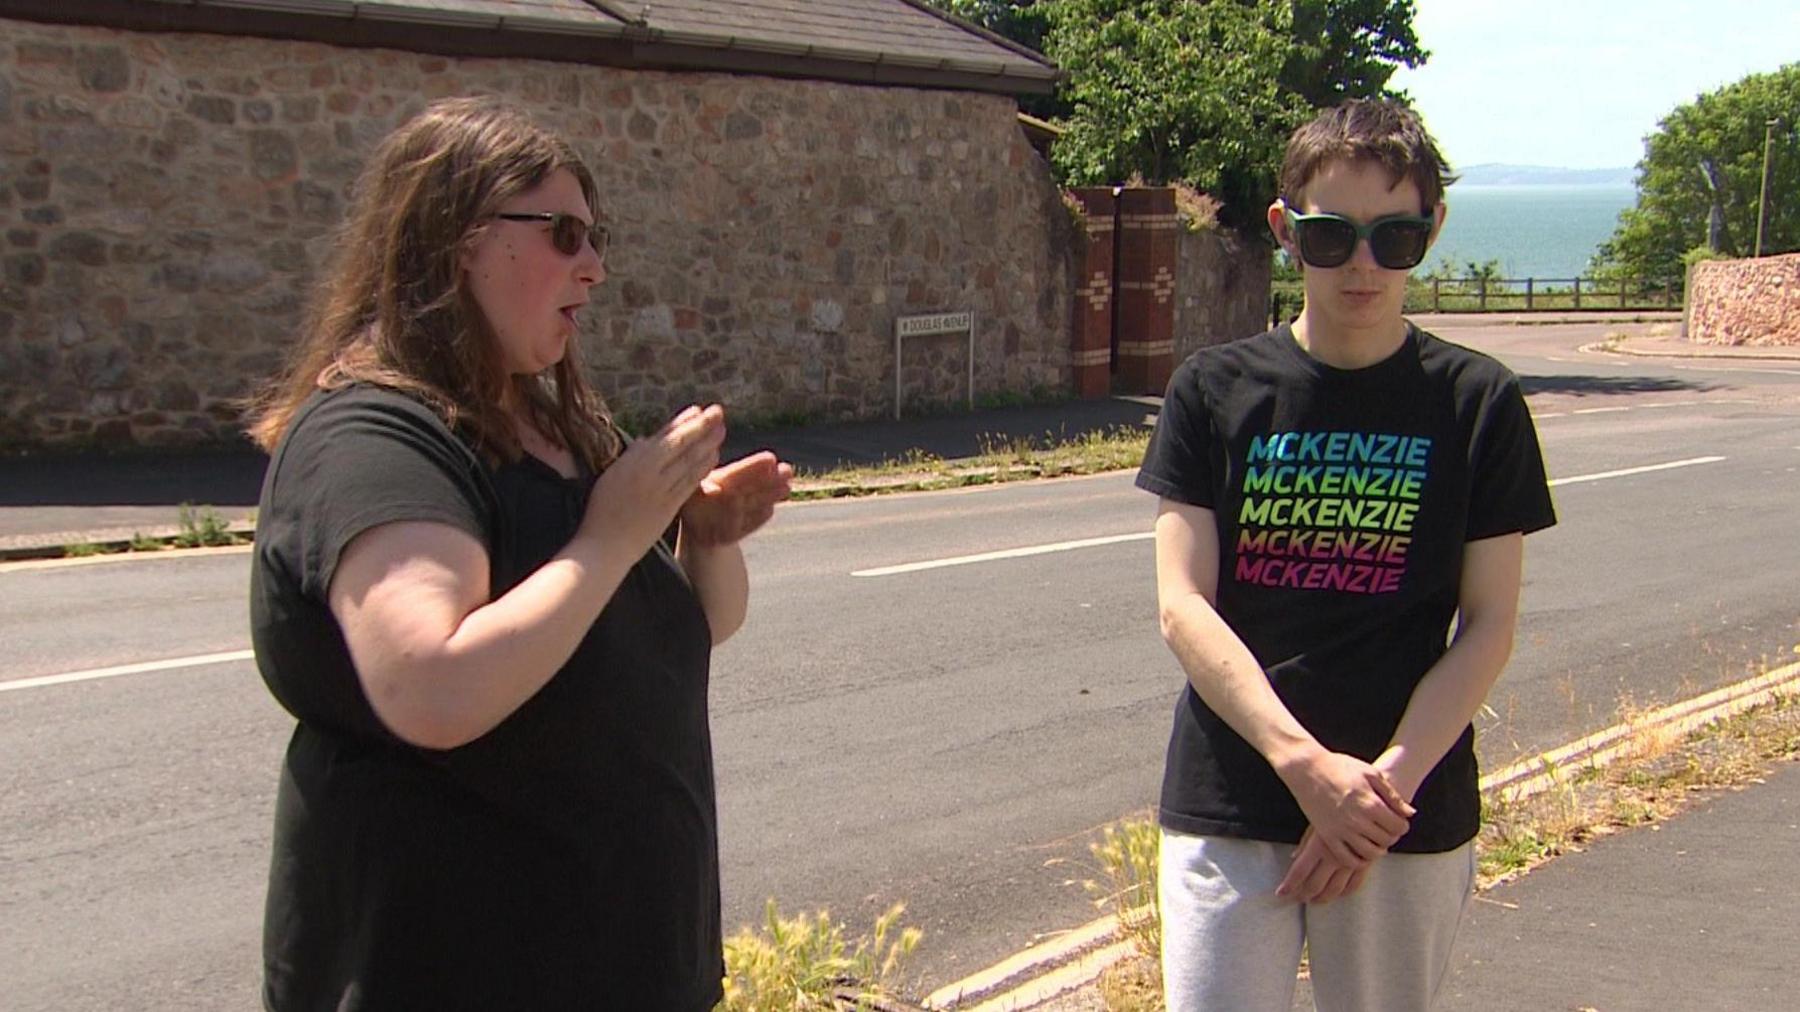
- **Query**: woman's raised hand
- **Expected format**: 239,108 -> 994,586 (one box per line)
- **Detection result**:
680,450 -> 794,547
580,405 -> 725,558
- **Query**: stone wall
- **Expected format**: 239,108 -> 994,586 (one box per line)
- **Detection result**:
1173,226 -> 1272,363
1686,253 -> 1800,346
0,17 -> 1077,450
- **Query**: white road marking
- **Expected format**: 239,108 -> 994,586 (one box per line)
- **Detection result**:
851,531 -> 1152,577
856,456 -> 1728,577
1667,363 -> 1800,377
0,649 -> 254,694
1549,456 -> 1726,487
1531,398 -> 1766,422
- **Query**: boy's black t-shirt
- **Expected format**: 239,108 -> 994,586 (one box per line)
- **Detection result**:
1135,324 -> 1556,853
249,384 -> 723,1011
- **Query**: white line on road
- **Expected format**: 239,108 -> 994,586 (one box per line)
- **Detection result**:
851,531 -> 1152,577
0,649 -> 254,694
855,456 -> 1729,577
11,459 -> 1738,694
1549,455 -> 1726,487
1532,398 -> 1766,423
1668,363 -> 1800,377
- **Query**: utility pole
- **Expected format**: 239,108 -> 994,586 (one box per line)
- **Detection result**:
1700,157 -> 1729,253
1755,118 -> 1780,257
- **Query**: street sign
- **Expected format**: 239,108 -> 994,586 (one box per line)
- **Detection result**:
893,309 -> 975,419
895,311 -> 973,339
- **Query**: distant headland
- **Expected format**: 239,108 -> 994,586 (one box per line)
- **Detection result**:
1454,164 -> 1635,186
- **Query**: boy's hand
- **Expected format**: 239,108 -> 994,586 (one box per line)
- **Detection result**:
1278,748 -> 1416,866
1277,827 -> 1372,904
1372,743 -> 1426,802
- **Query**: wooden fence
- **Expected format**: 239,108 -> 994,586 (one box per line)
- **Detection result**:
1270,276 -> 1683,322
1410,276 -> 1684,313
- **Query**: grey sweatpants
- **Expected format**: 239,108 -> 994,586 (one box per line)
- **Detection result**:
1159,828 -> 1475,1012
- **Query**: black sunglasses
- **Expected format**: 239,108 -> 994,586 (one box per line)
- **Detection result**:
493,212 -> 610,260
1283,207 -> 1435,270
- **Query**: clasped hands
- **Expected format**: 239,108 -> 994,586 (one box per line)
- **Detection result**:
1274,746 -> 1416,906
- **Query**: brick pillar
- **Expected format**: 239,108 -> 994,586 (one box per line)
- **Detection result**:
1066,187 -> 1116,398
1116,188 -> 1178,396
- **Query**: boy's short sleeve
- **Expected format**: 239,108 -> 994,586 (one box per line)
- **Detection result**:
1466,377 -> 1556,540
1136,358 -> 1218,508
265,388 -> 492,602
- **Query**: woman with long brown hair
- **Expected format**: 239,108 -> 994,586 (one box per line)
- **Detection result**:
246,96 -> 790,1010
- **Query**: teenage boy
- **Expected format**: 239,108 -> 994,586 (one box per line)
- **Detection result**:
1135,98 -> 1557,1012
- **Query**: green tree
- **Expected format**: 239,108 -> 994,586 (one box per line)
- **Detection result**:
927,2 -> 1428,230
1043,0 -> 1308,229
1282,0 -> 1426,107
927,0 -> 1052,54
1039,0 -> 1427,230
1592,63 -> 1798,287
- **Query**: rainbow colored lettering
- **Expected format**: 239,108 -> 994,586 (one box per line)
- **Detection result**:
1233,431 -> 1431,595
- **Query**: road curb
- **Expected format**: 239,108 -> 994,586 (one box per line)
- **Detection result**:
3,457 -> 1154,560
1480,658 -> 1800,803
922,659 -> 1800,1010
1414,312 -> 1684,328
920,915 -> 1123,1010
0,520 -> 257,563
1581,338 -> 1800,363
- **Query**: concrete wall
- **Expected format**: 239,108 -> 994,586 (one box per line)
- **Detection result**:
1686,253 -> 1800,346
0,18 -> 1077,450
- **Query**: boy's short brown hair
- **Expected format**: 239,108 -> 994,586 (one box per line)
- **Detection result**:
1279,98 -> 1456,212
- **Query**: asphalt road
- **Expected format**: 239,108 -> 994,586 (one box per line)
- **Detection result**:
2,323 -> 1797,1007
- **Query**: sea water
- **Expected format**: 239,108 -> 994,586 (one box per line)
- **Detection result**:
1426,184 -> 1638,281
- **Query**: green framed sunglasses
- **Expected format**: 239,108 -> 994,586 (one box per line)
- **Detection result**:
1282,206 -> 1436,270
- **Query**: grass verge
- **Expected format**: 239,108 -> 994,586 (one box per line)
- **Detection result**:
1085,676 -> 1800,1010
718,899 -> 922,1011
40,503 -> 251,561
789,426 -> 1151,501
1476,686 -> 1800,887
26,428 -> 1151,560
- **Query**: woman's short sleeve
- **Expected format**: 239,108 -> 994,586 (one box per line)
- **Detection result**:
262,387 -> 493,602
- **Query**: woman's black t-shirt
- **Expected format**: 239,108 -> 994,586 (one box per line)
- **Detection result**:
1135,325 -> 1556,853
249,384 -> 722,1010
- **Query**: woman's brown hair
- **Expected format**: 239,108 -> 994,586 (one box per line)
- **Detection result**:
245,96 -> 620,470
